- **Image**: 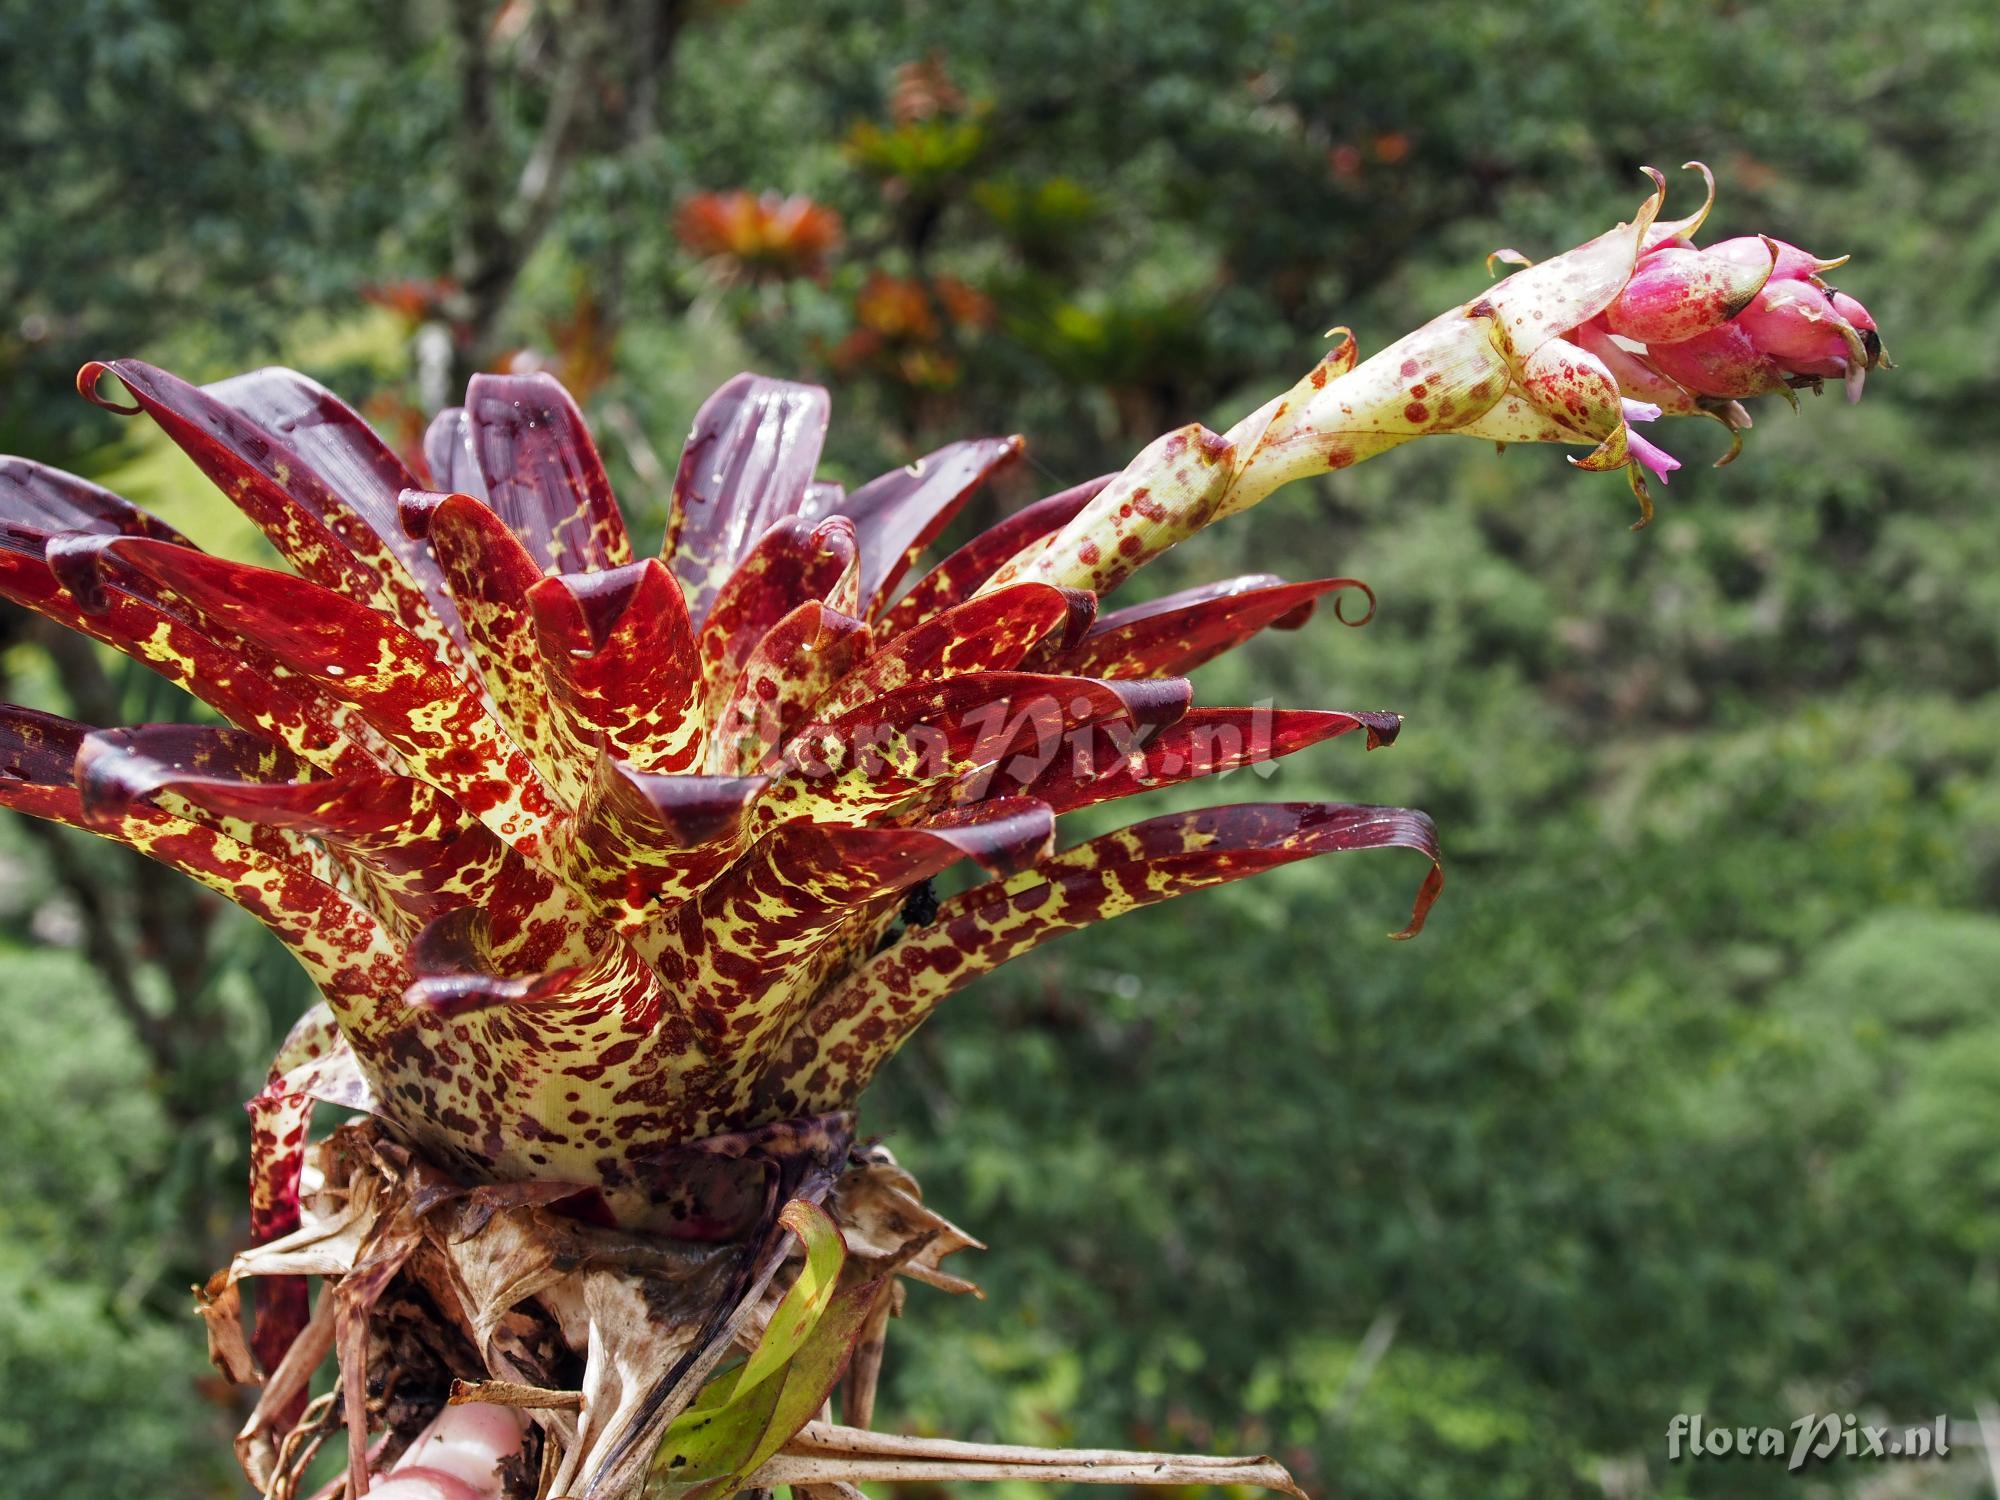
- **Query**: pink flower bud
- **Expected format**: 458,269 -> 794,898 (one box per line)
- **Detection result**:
1573,319 -> 1700,415
1705,234 -> 1844,284
1830,290 -> 1886,366
1726,278 -> 1885,400
1643,321 -> 1789,400
1624,428 -> 1681,486
1735,279 -> 1855,367
1605,244 -> 1772,345
1830,290 -> 1876,334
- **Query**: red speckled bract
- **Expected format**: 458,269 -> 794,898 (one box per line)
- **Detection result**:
2,166 -> 1881,1393
0,355 -> 1442,1385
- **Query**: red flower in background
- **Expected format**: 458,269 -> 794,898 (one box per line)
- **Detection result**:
675,190 -> 843,280
830,272 -> 994,390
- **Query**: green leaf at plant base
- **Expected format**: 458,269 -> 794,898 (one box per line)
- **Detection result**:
647,1198 -> 888,1500
735,1199 -> 846,1398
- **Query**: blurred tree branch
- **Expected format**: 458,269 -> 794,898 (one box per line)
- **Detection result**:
448,0 -> 691,385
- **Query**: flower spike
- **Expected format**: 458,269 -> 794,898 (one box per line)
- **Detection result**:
0,158 -> 1886,1498
1218,163 -> 1885,525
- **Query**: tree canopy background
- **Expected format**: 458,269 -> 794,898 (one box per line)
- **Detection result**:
1,1 -> 1996,1494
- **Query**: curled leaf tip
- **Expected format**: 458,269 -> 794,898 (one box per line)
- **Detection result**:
1673,161 -> 1718,238
1626,467 -> 1656,530
1389,860 -> 1445,940
1358,709 -> 1402,749
1330,577 -> 1379,627
75,360 -> 142,415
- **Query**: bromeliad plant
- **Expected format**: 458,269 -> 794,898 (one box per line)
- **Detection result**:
0,166 -> 1884,1500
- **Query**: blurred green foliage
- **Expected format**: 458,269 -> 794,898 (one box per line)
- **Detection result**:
1,0 -> 1997,1495
0,949 -> 238,1492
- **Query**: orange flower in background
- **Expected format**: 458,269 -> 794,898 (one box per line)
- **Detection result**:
832,272 -> 993,390
675,190 -> 843,279
933,275 -> 994,329
852,271 -> 941,343
1372,131 -> 1412,164
850,272 -> 992,340
845,58 -> 987,192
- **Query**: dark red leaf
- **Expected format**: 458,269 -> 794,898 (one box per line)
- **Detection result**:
982,705 -> 1404,813
0,705 -> 412,1036
876,473 -> 1112,637
557,759 -> 772,933
77,536 -> 566,857
798,480 -> 846,521
422,407 -> 485,497
0,461 -> 377,770
0,456 -> 193,551
246,1003 -> 360,1375
707,601 -> 870,776
77,359 -> 467,668
1060,575 -> 1374,679
835,435 -> 1024,614
665,375 -> 831,622
763,801 -> 1442,1112
465,371 -> 633,573
74,724 -> 584,964
768,670 -> 1190,824
811,581 -> 1078,725
695,515 -> 859,727
529,559 -> 704,775
403,489 -> 588,801
394,932 -> 728,1194
653,799 -> 1057,1076
205,366 -> 473,654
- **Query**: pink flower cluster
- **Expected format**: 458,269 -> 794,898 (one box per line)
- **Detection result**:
1572,219 -> 1891,487
1635,236 -> 1886,401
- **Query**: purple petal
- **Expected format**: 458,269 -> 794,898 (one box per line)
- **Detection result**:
1625,428 -> 1681,486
